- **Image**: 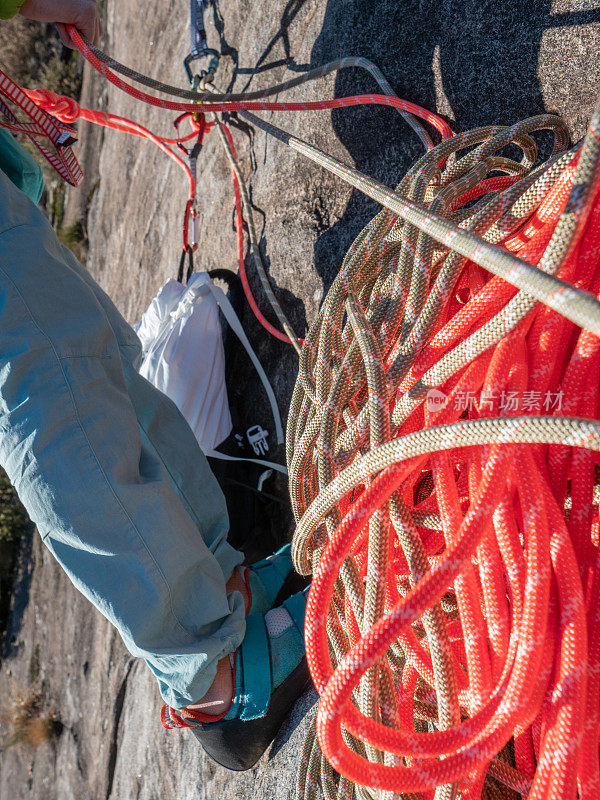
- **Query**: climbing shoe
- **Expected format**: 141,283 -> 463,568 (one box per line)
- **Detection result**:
161,590 -> 311,771
243,542 -> 309,616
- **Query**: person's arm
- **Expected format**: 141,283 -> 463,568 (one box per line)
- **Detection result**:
0,0 -> 101,46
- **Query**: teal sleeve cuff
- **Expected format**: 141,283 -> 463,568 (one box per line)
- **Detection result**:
0,129 -> 44,204
0,0 -> 26,19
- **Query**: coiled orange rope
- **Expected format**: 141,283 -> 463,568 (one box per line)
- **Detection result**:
290,104 -> 600,799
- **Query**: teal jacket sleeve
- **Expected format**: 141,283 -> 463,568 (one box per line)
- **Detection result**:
0,129 -> 44,203
0,0 -> 26,19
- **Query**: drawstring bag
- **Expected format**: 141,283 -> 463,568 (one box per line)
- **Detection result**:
134,273 -> 232,452
134,271 -> 285,472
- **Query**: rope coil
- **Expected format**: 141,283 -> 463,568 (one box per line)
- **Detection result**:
288,100 -> 600,800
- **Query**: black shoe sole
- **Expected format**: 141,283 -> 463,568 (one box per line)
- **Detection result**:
189,658 -> 312,771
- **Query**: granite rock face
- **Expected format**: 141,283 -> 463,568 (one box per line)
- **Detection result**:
2,1 -> 600,797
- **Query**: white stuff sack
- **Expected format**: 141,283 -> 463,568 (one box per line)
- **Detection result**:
134,273 -> 232,452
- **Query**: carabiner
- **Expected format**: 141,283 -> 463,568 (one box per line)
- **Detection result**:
183,199 -> 198,253
183,49 -> 220,86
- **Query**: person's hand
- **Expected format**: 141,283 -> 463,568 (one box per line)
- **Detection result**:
19,0 -> 101,48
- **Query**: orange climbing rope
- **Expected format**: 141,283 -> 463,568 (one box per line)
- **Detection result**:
24,86 -> 210,254
289,113 -> 600,799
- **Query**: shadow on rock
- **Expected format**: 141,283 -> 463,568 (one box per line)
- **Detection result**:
309,0 -> 600,296
1,524 -> 35,661
269,685 -> 318,761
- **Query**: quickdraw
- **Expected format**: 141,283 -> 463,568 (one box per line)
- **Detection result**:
184,0 -> 220,85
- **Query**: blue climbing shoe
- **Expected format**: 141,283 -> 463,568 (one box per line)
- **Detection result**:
162,590 -> 311,771
244,542 -> 309,616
